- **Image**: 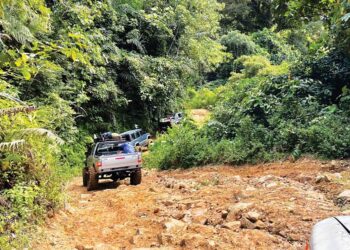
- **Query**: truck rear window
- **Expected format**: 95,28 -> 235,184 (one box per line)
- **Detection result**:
95,142 -> 123,156
122,134 -> 131,141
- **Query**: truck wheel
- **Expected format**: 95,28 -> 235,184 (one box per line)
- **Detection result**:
87,167 -> 98,191
82,168 -> 88,187
130,169 -> 142,185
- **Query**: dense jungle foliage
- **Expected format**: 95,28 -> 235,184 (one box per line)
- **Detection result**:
147,0 -> 350,169
0,0 -> 349,248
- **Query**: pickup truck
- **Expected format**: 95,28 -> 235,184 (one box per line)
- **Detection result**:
83,140 -> 142,191
158,112 -> 184,133
121,129 -> 151,151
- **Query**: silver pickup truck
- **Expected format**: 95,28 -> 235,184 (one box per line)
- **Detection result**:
82,140 -> 142,191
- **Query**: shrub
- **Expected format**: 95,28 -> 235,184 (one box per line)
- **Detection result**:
220,30 -> 262,58
301,113 -> 350,158
210,117 -> 278,164
145,118 -> 280,170
186,86 -> 225,109
252,28 -> 300,64
213,75 -> 350,159
144,122 -> 212,169
230,55 -> 290,81
215,30 -> 265,79
292,50 -> 350,105
233,55 -> 271,78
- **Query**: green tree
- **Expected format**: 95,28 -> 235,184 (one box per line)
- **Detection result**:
272,0 -> 336,29
219,0 -> 273,32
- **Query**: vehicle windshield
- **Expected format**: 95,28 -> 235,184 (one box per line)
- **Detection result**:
95,142 -> 123,156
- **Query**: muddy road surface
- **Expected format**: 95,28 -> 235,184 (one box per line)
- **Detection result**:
32,159 -> 350,250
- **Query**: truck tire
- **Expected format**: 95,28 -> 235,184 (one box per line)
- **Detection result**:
87,167 -> 98,191
130,169 -> 142,185
111,175 -> 119,182
82,168 -> 88,187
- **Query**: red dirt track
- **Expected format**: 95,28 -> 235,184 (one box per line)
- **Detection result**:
33,158 -> 350,250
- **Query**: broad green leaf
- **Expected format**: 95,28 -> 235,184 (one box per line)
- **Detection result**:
15,58 -> 22,67
21,69 -> 31,80
21,54 -> 29,63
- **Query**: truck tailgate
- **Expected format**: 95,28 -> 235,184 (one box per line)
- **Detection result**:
100,153 -> 139,170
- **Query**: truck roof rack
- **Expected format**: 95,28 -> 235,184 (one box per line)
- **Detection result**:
94,138 -> 126,143
93,133 -> 126,143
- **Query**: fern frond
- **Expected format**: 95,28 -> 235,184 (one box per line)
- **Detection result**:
20,128 -> 64,145
0,106 -> 36,116
0,13 -> 34,44
127,38 -> 145,53
119,72 -> 137,82
126,29 -> 145,53
0,140 -> 25,152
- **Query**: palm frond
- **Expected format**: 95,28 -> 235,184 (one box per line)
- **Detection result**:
20,128 -> 64,145
0,92 -> 27,105
0,140 -> 25,152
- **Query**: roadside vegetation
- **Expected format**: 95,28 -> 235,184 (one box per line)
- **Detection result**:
146,1 -> 350,170
0,0 -> 349,248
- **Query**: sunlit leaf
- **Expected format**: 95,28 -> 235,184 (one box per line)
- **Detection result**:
21,69 -> 31,80
71,50 -> 77,61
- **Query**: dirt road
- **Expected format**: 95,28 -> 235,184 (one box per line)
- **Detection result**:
32,158 -> 350,250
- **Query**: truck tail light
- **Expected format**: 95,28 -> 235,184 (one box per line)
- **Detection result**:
96,161 -> 102,167
138,155 -> 142,164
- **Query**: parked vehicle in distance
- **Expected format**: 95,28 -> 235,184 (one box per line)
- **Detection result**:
173,112 -> 184,124
306,216 -> 350,250
160,112 -> 183,124
121,128 -> 151,151
83,139 -> 142,191
158,112 -> 184,133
